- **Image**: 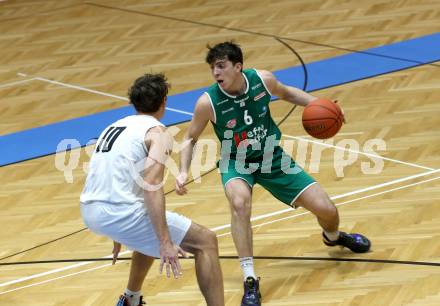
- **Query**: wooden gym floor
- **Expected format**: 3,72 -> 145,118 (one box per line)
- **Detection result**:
0,0 -> 439,305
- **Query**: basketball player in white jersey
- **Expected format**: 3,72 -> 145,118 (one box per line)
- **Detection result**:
80,73 -> 224,306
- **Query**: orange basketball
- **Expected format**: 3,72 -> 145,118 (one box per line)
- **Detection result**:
302,98 -> 344,139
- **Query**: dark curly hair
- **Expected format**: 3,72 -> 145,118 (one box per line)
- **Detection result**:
128,73 -> 170,113
205,41 -> 243,66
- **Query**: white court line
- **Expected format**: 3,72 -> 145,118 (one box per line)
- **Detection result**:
30,76 -> 194,116
1,168 -> 438,294
1,171 -> 439,295
0,250 -> 131,288
218,175 -> 440,237
1,75 -> 437,291
212,168 -> 440,232
296,131 -> 364,138
0,78 -> 36,89
33,77 -> 129,101
0,261 -> 119,295
165,106 -> 194,116
283,134 -> 434,171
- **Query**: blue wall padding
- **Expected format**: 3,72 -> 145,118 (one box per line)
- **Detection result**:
1,33 -> 439,166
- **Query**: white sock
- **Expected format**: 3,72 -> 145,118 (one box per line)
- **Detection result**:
239,257 -> 257,281
324,230 -> 340,241
124,289 -> 141,306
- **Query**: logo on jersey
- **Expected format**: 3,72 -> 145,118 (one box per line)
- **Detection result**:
251,83 -> 262,90
233,124 -> 268,147
259,106 -> 268,117
222,107 -> 234,115
217,99 -> 229,105
233,131 -> 249,147
234,96 -> 249,104
254,91 -> 266,101
226,118 -> 237,128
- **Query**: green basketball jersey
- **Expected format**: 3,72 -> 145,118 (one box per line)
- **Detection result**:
206,68 -> 281,161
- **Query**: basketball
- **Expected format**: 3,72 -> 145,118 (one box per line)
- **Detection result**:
302,98 -> 344,139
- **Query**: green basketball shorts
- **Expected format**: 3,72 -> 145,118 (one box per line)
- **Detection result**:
218,146 -> 316,207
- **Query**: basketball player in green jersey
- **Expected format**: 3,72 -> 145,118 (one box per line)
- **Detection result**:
176,42 -> 370,306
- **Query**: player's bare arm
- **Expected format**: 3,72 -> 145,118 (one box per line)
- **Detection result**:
144,126 -> 187,278
176,93 -> 214,195
258,69 -> 316,106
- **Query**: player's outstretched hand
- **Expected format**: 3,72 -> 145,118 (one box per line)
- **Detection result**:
112,241 -> 122,265
334,100 -> 346,123
159,242 -> 188,278
175,172 -> 188,195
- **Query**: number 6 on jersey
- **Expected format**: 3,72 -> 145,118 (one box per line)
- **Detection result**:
244,109 -> 253,125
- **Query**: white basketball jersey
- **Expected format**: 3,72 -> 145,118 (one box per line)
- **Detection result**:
80,115 -> 164,205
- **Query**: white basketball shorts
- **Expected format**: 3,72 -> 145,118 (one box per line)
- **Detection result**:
80,201 -> 192,258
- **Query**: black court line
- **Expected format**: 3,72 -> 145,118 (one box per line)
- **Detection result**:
0,37 -> 306,261
0,165 -> 217,261
274,37 -> 305,126
0,228 -> 88,261
0,168 -> 218,262
85,2 -> 440,68
0,119 -> 190,168
2,2 -> 436,262
2,256 -> 439,268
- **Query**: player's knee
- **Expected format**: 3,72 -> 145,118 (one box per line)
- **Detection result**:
318,199 -> 338,220
303,196 -> 337,220
186,226 -> 219,255
230,197 -> 251,219
205,229 -> 219,249
198,228 -> 218,253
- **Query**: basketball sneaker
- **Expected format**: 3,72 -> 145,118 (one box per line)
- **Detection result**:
323,231 -> 371,253
116,294 -> 146,306
241,276 -> 261,306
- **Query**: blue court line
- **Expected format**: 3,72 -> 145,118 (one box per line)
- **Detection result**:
1,32 -> 439,167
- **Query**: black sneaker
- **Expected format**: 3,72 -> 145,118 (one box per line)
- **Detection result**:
116,294 -> 146,306
241,276 -> 261,306
323,231 -> 371,253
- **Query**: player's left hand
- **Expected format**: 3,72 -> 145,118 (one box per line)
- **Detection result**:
159,242 -> 188,278
175,172 -> 188,195
112,241 -> 122,265
334,100 -> 346,123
